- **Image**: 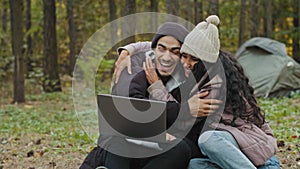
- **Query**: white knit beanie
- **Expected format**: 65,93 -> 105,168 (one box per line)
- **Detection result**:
180,15 -> 220,63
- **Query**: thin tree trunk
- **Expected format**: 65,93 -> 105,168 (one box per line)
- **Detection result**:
263,0 -> 273,38
250,0 -> 259,37
67,0 -> 76,76
150,0 -> 158,12
109,0 -> 117,46
2,0 -> 8,32
10,0 -> 25,103
150,0 -> 158,29
1,0 -> 9,48
166,0 -> 179,21
239,0 -> 246,47
194,0 -> 203,25
43,0 -> 61,92
208,0 -> 219,15
26,0 -> 33,74
123,0 -> 136,45
293,0 -> 300,63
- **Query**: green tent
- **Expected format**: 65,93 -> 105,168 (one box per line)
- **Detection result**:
235,37 -> 300,98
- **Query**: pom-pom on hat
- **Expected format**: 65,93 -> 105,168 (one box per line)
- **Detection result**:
151,22 -> 189,49
180,15 -> 220,63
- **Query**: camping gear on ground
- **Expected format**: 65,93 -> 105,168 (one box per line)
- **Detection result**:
235,37 -> 300,98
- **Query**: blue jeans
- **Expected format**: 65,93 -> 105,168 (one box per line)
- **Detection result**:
188,130 -> 280,169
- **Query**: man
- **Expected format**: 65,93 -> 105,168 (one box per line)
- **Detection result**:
105,22 -> 193,169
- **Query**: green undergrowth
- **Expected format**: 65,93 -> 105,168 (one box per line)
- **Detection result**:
0,90 -> 299,168
258,94 -> 300,153
0,91 -> 94,154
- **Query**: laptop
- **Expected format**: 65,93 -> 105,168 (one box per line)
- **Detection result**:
97,94 -> 167,144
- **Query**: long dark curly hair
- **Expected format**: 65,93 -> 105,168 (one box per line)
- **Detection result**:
219,50 -> 265,127
191,50 -> 265,127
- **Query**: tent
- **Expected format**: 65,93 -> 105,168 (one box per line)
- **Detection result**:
235,37 -> 300,98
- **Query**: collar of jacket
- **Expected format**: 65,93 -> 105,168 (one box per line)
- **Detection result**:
165,62 -> 186,92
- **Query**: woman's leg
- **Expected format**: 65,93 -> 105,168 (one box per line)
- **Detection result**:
197,130 -> 256,169
257,156 -> 281,169
189,158 -> 222,169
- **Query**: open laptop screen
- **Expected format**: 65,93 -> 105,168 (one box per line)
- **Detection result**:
97,94 -> 167,143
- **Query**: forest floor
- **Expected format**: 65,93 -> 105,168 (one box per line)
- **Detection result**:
0,85 -> 299,169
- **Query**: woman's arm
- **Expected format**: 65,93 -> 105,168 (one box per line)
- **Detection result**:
114,41 -> 151,83
117,41 -> 151,55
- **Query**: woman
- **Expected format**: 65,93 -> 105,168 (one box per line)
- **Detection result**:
178,15 -> 280,169
187,50 -> 280,169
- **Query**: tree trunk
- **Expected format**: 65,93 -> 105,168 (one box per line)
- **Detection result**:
150,0 -> 158,29
26,0 -> 33,74
166,0 -> 179,21
150,0 -> 158,12
293,0 -> 300,63
250,0 -> 259,37
109,0 -> 118,46
43,0 -> 61,92
126,0 -> 135,15
194,0 -> 203,25
239,0 -> 246,47
67,0 -> 76,76
263,0 -> 273,38
1,0 -> 9,49
123,0 -> 136,45
10,0 -> 25,103
2,0 -> 8,32
208,0 -> 219,15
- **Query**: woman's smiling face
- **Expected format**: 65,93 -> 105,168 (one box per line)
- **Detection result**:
180,53 -> 201,77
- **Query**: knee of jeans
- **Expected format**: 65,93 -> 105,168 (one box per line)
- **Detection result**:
198,131 -> 221,154
188,159 -> 199,169
258,156 -> 281,169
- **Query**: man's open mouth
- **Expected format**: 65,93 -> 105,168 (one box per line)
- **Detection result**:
158,59 -> 175,68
